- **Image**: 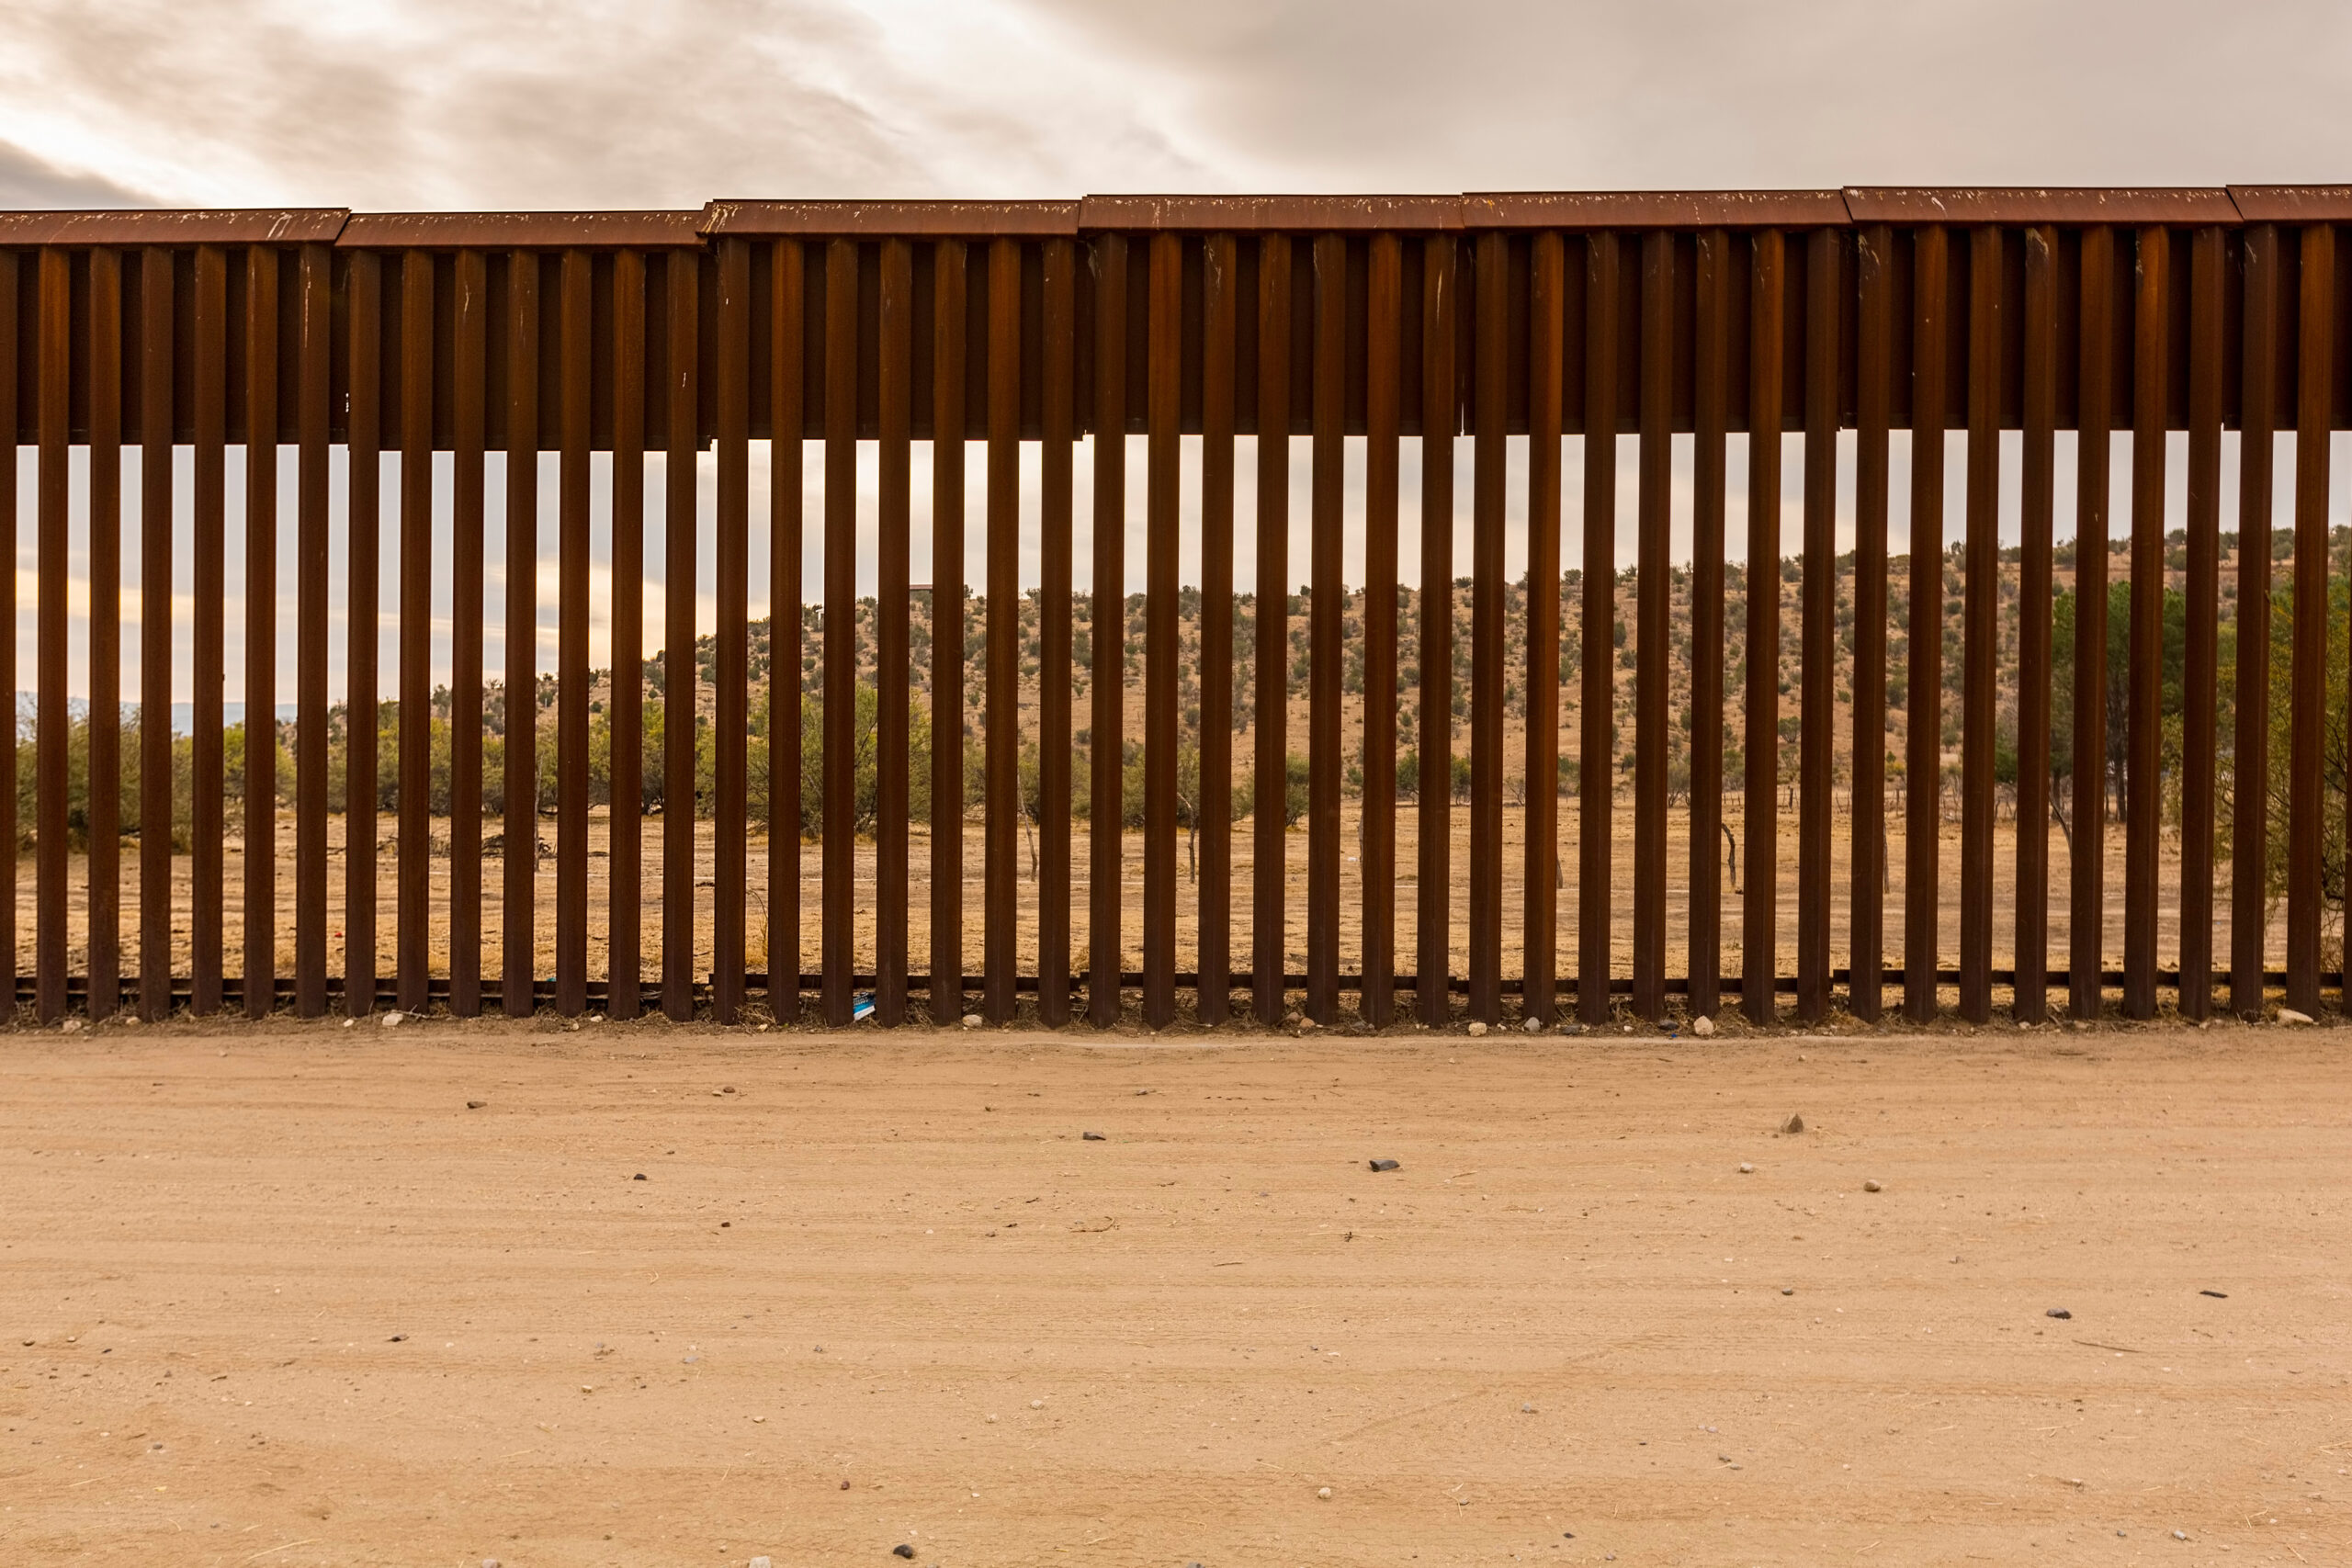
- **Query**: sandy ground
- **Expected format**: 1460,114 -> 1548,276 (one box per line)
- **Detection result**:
1,1018 -> 2346,1568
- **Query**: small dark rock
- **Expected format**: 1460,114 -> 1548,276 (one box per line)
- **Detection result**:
633,1173 -> 648,1180
1368,1158 -> 1400,1172
1081,1131 -> 1106,1141
2199,1289 -> 2228,1299
893,1546 -> 917,1559
2045,1307 -> 2072,1319
840,1479 -> 852,1490
388,1334 -> 406,1342
466,1100 -> 486,1110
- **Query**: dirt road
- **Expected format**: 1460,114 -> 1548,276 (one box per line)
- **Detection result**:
0,1017 -> 2346,1566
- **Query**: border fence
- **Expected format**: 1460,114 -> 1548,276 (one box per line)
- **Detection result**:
5,187 -> 2350,1030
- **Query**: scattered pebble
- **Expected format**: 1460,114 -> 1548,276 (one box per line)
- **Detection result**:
1523,1017 -> 1543,1033
1368,1158 -> 1400,1172
2046,1308 -> 2072,1320
466,1100 -> 486,1110
752,1557 -> 773,1568
1690,1014 -> 1714,1038
1467,1021 -> 1487,1037
2278,1008 -> 2313,1025
1521,1403 -> 1536,1413
380,1012 -> 401,1029
482,1559 -> 500,1568
1317,1486 -> 1332,1499
961,1015 -> 982,1030
894,1545 -> 917,1559
1030,1399 -> 1044,1409
2173,1529 -> 2188,1540
1081,1131 -> 1106,1141
2199,1290 -> 2228,1299
633,1173 -> 648,1181
1738,1163 -> 1755,1174
61,1018 -> 82,1033
985,1414 -> 997,1422
1862,1179 -> 1883,1193
388,1334 -> 407,1343
840,1480 -> 852,1490
1781,1287 -> 1794,1296
1781,1112 -> 1804,1134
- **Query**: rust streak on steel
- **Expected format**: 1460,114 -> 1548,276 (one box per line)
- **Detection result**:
1090,235 -> 1130,1027
819,238 -> 855,1027
0,209 -> 348,247
34,247 -> 67,1022
346,250 -> 382,1017
1845,187 -> 2236,226
662,249 -> 701,1020
1903,225 -> 1947,1024
556,247 -> 594,1018
1146,231 -> 1185,1028
1849,224 -> 1894,1021
293,243 -> 330,1018
1688,230 -> 1731,1022
1579,231 -> 1623,1026
1197,232 -> 1240,1025
1742,229 -> 1784,1026
191,247 -> 229,1014
2285,221 -> 2333,1017
1037,235 -> 1078,1026
610,248 -> 649,1021
88,246 -> 121,1021
2070,228 -> 2115,1022
1523,230 -> 1564,1026
244,246 -> 279,1019
929,241 -> 967,1023
0,254 -> 15,1016
983,237 -> 1022,1025
1416,234 -> 1456,1026
1466,191 -> 1850,231
141,245 -> 179,1019
766,240 -> 805,1021
2177,223 -> 2225,1022
1306,231 -> 1346,1025
1798,227 -> 1841,1023
1634,228 -> 1674,1022
1251,233 -> 1289,1026
1960,224 -> 2000,1024
2014,225 -> 2058,1024
341,210 -> 703,250
504,252 -> 540,1019
398,248 -> 434,1014
1468,230 -> 1507,1024
449,248 -> 488,1018
873,236 -> 912,1025
2230,224 -> 2279,1020
2123,225 -> 2168,1020
1086,195 -> 1460,233
711,237 -> 752,1023
707,200 -> 1080,238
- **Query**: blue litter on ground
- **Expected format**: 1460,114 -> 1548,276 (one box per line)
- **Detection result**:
852,993 -> 876,1022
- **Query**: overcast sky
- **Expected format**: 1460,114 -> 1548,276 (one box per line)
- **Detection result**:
3,0 -> 2348,209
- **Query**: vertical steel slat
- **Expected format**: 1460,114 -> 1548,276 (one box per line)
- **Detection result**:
1959,225 -> 2000,1024
1849,225 -> 1893,1022
88,248 -> 122,1021
1415,234 -> 1455,1026
1251,232 -> 1289,1026
929,242 -> 966,1022
2070,227 -> 2114,1021
874,238 -> 912,1024
0,254 -> 16,1015
765,241 -> 803,1021
345,251 -> 381,1017
398,249 -> 433,1014
2284,221 -> 2333,1017
1091,236 -> 1132,1025
817,236 -> 854,1026
1523,231 -> 1564,1025
1902,226 -> 1946,1023
983,237 -> 1021,1024
1579,231 -> 1623,1026
141,246 -> 178,1019
34,247 -> 66,1023
1037,236 -> 1077,1025
712,238 -> 752,1023
1468,230 -> 1507,1025
2014,226 -> 2058,1024
503,251 -> 539,1019
1742,229 -> 1784,1026
1359,233 -> 1401,1026
2229,226 -> 2278,1020
608,249 -> 647,1021
1198,233 -> 1240,1025
2177,226 -> 2224,1021
292,244 -> 329,1018
556,248 -> 594,1018
1689,231 -> 1731,1021
1306,231 -> 1346,1024
244,247 -> 279,1018
191,247 -> 228,1014
449,249 -> 487,1019
1147,231 -> 1185,1027
662,250 -> 698,1021
2123,225 -> 2167,1020
1634,229 -> 1673,1021
1798,228 -> 1841,1023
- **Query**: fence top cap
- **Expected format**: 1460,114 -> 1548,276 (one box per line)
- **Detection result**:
1843,186 -> 2239,225
1462,190 -> 1849,229
2227,185 -> 2352,222
703,200 -> 1080,238
0,208 -> 351,246
336,210 -> 707,249
1079,194 -> 1464,232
